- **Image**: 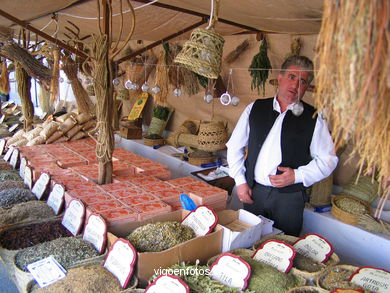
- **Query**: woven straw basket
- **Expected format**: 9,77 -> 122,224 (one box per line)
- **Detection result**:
187,152 -> 215,166
174,28 -> 224,79
315,264 -> 360,292
331,195 -> 372,226
197,121 -> 228,152
287,286 -> 330,293
143,137 -> 165,147
310,174 -> 333,206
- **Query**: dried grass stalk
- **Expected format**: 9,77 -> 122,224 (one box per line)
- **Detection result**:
15,63 -> 34,131
315,0 -> 389,195
224,39 -> 250,64
153,49 -> 169,105
0,59 -> 10,94
49,47 -> 60,104
38,84 -> 52,114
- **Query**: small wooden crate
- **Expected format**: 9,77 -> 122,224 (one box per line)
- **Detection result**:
119,126 -> 142,139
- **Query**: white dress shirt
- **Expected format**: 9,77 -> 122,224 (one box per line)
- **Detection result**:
226,97 -> 338,188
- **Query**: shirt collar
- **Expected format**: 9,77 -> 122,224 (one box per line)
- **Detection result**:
273,95 -> 295,113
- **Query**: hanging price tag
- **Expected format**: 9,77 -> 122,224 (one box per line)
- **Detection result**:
350,267 -> 390,293
0,139 -> 5,155
181,205 -> 218,236
145,275 -> 190,293
103,238 -> 137,289
19,157 -> 27,178
61,199 -> 85,236
252,240 -> 295,273
83,213 -> 107,254
10,148 -> 19,169
27,256 -> 67,288
293,233 -> 334,263
210,253 -> 251,290
47,184 -> 65,215
24,165 -> 33,189
32,173 -> 50,200
3,146 -> 13,162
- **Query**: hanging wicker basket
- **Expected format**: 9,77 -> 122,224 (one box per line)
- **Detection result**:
174,28 -> 224,79
197,120 -> 228,152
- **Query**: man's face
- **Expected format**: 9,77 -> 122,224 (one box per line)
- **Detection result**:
277,65 -> 310,105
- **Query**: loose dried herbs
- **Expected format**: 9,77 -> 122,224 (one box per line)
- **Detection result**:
0,170 -> 22,182
15,237 -> 99,271
126,221 -> 195,252
0,180 -> 28,191
0,201 -> 55,226
0,220 -> 71,250
0,188 -> 36,208
319,266 -> 363,291
32,265 -> 123,293
0,162 -> 13,170
336,198 -> 368,214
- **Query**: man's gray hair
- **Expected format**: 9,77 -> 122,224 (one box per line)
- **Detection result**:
281,55 -> 314,83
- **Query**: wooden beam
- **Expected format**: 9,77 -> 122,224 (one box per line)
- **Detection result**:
132,0 -> 262,33
0,9 -> 88,60
115,18 -> 207,65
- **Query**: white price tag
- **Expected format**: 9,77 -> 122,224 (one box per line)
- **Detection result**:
252,240 -> 295,273
47,184 -> 65,215
210,253 -> 251,290
145,275 -> 189,293
8,124 -> 19,132
293,233 -> 334,263
24,165 -> 33,189
0,139 -> 5,154
32,172 -> 50,200
3,146 -> 13,162
350,267 -> 390,293
19,157 -> 27,178
10,148 -> 19,169
0,115 -> 5,124
103,238 -> 136,289
83,214 -> 107,254
27,256 -> 67,288
61,199 -> 85,236
181,205 -> 218,236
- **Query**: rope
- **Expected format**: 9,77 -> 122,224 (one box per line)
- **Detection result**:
206,0 -> 220,30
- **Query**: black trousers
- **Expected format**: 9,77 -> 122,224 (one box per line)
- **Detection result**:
243,183 -> 307,236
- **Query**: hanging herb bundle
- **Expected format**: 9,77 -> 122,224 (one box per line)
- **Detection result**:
248,37 -> 272,96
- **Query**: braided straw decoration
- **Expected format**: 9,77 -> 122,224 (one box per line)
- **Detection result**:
15,62 -> 34,131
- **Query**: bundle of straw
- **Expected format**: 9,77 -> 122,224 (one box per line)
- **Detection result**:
315,0 -> 389,196
153,49 -> 169,105
15,62 -> 34,131
358,214 -> 390,235
0,59 -> 10,95
49,46 -> 60,104
37,84 -> 51,114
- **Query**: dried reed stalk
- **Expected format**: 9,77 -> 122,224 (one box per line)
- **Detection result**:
15,63 -> 34,131
224,39 -> 249,64
49,47 -> 60,104
0,59 -> 10,94
153,49 -> 169,105
37,84 -> 51,114
315,0 -> 389,197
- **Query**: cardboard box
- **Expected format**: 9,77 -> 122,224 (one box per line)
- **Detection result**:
217,209 -> 263,252
258,214 -> 274,236
107,209 -> 223,286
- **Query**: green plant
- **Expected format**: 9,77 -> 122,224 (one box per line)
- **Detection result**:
152,104 -> 170,121
248,38 -> 272,96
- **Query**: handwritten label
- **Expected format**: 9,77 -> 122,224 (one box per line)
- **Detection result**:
181,205 -> 218,236
27,256 -> 67,288
24,165 -> 33,189
3,146 -> 13,162
0,139 -> 5,154
293,233 -> 333,263
210,253 -> 251,290
61,199 -> 85,236
32,172 -> 50,200
145,275 -> 190,293
10,148 -> 19,169
350,267 -> 390,293
103,238 -> 136,289
19,157 -> 27,178
252,240 -> 296,273
83,214 -> 107,254
47,184 -> 65,215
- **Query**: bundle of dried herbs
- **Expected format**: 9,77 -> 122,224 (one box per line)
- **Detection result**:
0,170 -> 22,182
336,198 -> 368,215
15,237 -> 99,271
32,265 -> 123,293
0,201 -> 55,226
0,180 -> 27,191
126,221 -> 195,252
0,220 -> 71,250
0,188 -> 36,208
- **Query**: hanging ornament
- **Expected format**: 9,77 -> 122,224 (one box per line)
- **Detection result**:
231,96 -> 240,106
220,91 -> 232,106
141,82 -> 150,92
130,83 -> 139,90
124,80 -> 133,90
112,78 -> 120,87
59,77 -> 64,83
173,88 -> 182,97
204,93 -> 213,104
151,85 -> 161,95
292,101 -> 304,116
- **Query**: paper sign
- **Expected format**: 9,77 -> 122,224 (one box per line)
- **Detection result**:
32,172 -> 50,200
145,275 -> 189,293
103,238 -> 137,289
24,165 -> 33,189
27,256 -> 67,288
181,205 -> 218,237
127,92 -> 149,120
0,139 -> 5,154
8,124 -> 19,132
293,233 -> 334,263
10,148 -> 19,169
61,199 -> 85,236
210,253 -> 251,290
47,184 -> 65,215
83,213 -> 107,254
19,157 -> 27,178
3,146 -> 13,161
350,267 -> 390,293
252,240 -> 296,273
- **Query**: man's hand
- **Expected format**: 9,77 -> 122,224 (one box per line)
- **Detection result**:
236,183 -> 254,204
269,166 -> 295,188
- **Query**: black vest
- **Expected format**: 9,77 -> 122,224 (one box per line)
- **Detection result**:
245,98 -> 317,192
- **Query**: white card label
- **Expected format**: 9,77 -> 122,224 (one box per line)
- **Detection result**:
103,238 -> 136,289
83,214 -> 107,254
0,115 -> 5,124
252,240 -> 296,273
8,124 -> 19,132
210,253 -> 251,290
350,267 -> 390,293
293,233 -> 334,263
3,146 -> 13,161
10,148 -> 19,169
27,256 -> 67,288
181,205 -> 218,236
0,139 -> 5,154
19,157 -> 27,178
47,184 -> 65,215
32,172 -> 50,200
61,199 -> 85,236
24,165 -> 33,189
145,275 -> 189,293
